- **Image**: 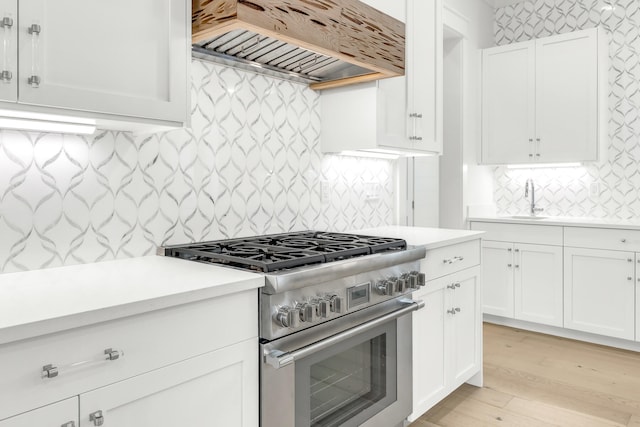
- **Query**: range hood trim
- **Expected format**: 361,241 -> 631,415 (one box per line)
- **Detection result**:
192,0 -> 405,90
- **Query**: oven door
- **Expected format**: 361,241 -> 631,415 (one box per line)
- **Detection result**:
261,299 -> 423,427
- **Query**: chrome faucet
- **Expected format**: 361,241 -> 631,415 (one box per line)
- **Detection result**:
524,178 -> 544,216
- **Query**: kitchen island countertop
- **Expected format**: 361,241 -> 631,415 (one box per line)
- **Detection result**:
0,256 -> 264,345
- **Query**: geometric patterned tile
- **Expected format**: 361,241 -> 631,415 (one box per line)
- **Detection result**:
0,60 -> 395,273
493,0 -> 640,220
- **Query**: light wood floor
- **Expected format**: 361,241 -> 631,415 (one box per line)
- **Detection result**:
411,323 -> 640,427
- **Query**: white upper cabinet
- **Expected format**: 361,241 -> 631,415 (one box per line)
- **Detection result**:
321,0 -> 442,156
481,28 -> 602,164
0,0 -> 189,131
482,41 -> 535,164
535,30 -> 599,163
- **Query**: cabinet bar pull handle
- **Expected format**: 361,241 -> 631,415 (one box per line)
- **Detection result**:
42,348 -> 124,379
409,112 -> 423,118
28,23 -> 41,88
409,136 -> 423,141
0,16 -> 12,82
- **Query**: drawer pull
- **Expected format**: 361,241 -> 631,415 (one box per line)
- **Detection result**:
628,277 -> 633,281
621,238 -> 627,243
443,256 -> 464,265
628,258 -> 633,263
447,307 -> 461,315
90,410 -> 104,426
42,348 -> 124,379
447,282 -> 461,290
61,422 -> 76,427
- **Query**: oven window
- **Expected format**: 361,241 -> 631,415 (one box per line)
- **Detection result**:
295,321 -> 397,427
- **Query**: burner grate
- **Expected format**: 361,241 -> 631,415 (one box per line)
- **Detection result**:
165,231 -> 407,272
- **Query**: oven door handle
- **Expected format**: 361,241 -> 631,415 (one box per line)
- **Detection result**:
265,299 -> 425,369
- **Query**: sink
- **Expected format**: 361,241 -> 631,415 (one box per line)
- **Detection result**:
505,216 -> 548,220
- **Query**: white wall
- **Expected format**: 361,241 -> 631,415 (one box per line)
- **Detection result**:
443,0 -> 495,224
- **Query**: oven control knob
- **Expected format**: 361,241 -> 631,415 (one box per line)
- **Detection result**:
275,307 -> 300,328
297,303 -> 318,323
376,280 -> 394,296
316,299 -> 330,318
411,271 -> 426,287
397,277 -> 408,293
329,295 -> 345,314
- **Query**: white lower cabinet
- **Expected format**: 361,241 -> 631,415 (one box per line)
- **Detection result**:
564,247 -> 635,340
447,270 -> 481,385
0,290 -> 259,427
410,257 -> 481,422
481,240 -> 562,327
472,220 -> 640,347
411,285 -> 445,418
79,338 -> 257,427
481,241 -> 514,318
0,397 -> 77,427
515,243 -> 563,326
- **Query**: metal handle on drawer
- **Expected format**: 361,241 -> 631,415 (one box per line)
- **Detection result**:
61,422 -> 76,427
621,239 -> 627,243
42,348 -> 124,379
443,256 -> 464,265
265,299 -> 425,369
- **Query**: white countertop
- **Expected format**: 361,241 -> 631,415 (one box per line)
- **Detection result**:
0,256 -> 264,345
355,226 -> 484,249
468,215 -> 640,230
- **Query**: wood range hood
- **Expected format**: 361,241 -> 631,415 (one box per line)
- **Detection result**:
192,0 -> 405,90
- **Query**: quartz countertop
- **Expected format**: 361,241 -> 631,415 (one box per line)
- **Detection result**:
354,226 -> 484,249
468,215 -> 640,230
0,256 -> 264,345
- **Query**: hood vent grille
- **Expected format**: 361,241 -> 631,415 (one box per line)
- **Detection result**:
193,29 -> 372,85
192,0 -> 405,90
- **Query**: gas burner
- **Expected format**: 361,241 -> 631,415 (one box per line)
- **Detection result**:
165,231 -> 407,273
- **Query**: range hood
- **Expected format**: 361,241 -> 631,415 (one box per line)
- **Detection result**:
192,0 -> 405,90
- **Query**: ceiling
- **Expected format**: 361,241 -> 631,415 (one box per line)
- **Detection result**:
482,0 -> 527,8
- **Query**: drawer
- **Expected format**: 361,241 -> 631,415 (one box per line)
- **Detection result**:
564,226 -> 640,252
470,222 -> 563,245
421,239 -> 480,281
0,289 -> 257,421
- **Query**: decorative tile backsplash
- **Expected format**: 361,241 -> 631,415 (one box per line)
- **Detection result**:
0,59 -> 395,273
493,0 -> 640,218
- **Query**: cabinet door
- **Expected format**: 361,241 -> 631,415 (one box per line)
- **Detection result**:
79,338 -> 258,427
0,397 -> 77,427
409,285 -> 445,421
407,0 -> 442,154
481,241 -> 515,317
481,41 -> 535,164
377,76 -> 411,149
447,268 -> 481,385
0,0 -> 16,102
564,247 -> 635,340
536,29 -> 598,162
18,0 -> 188,123
514,243 -> 563,327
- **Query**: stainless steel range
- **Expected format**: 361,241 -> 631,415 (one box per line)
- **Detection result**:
165,231 -> 426,427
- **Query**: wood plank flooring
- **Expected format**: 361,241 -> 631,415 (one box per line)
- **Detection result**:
411,323 -> 640,427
